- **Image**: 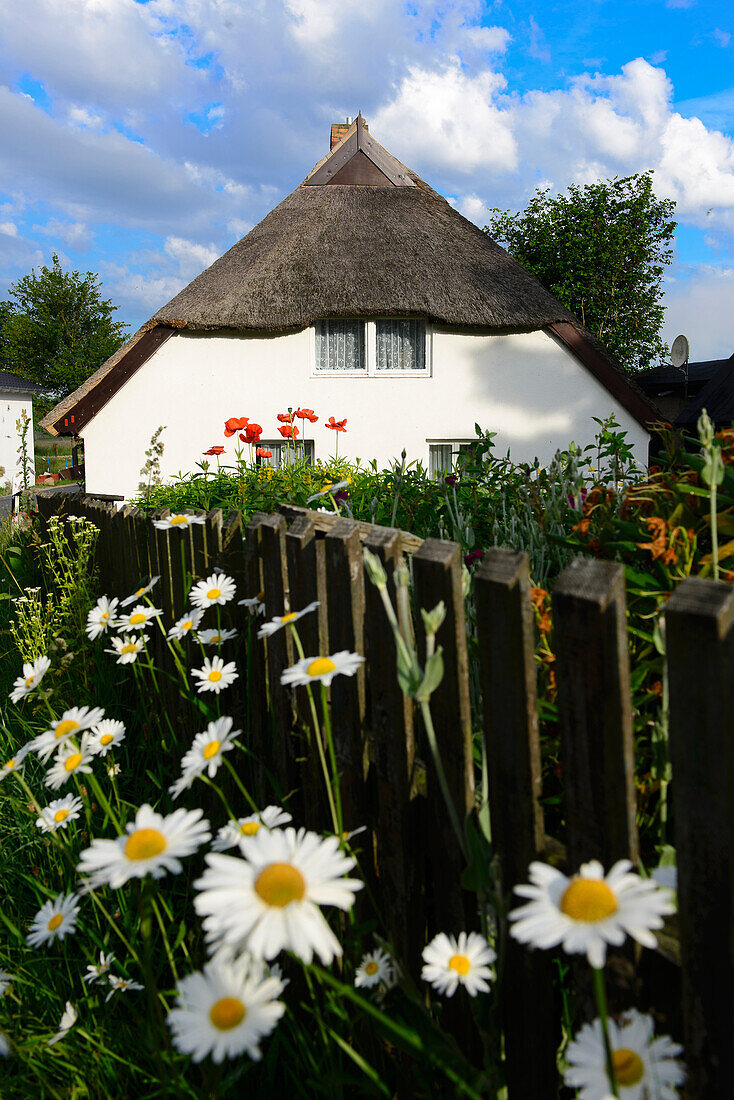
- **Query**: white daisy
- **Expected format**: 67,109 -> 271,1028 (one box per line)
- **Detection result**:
281,651 -> 364,689
85,597 -> 119,641
189,572 -> 237,609
114,604 -> 162,633
106,974 -> 144,1002
35,795 -> 84,834
77,804 -> 211,889
212,806 -> 293,852
194,826 -> 363,965
9,655 -> 51,703
169,717 -> 241,798
0,1031 -> 10,1057
152,513 -> 206,531
27,893 -> 80,948
0,971 -> 12,996
238,594 -> 265,616
166,958 -> 285,1064
89,719 -> 126,757
257,602 -> 319,640
32,705 -> 106,763
509,860 -> 676,970
48,1001 -> 77,1046
168,609 -> 204,642
120,577 -> 160,607
564,1008 -> 685,1099
0,741 -> 32,782
191,656 -> 238,695
355,947 -> 394,989
83,951 -> 115,984
421,931 -> 495,997
106,634 -> 145,664
195,627 -> 238,645
44,736 -> 95,790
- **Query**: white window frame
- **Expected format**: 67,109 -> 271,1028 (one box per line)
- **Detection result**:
310,320 -> 432,378
427,440 -> 478,479
257,440 -> 315,468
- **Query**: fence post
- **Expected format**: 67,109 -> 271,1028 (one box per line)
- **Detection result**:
552,558 -> 638,870
666,576 -> 734,1098
260,514 -> 297,802
474,549 -> 559,1098
243,514 -> 269,778
324,519 -> 368,834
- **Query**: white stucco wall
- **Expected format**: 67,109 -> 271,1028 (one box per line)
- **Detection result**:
80,326 -> 650,501
0,392 -> 35,492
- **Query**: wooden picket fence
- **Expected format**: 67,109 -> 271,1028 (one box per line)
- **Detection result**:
35,491 -> 734,1098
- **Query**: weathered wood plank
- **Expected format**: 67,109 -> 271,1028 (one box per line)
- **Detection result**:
552,558 -> 638,870
666,576 -> 734,1098
260,514 -> 297,803
278,502 -> 423,555
243,514 -> 269,778
324,518 -> 368,834
475,549 -> 558,1098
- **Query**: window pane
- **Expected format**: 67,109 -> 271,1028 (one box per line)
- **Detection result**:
376,320 -> 425,371
259,442 -> 314,468
315,321 -> 365,371
429,445 -> 453,479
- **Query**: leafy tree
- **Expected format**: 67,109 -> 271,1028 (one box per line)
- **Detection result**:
485,172 -> 677,372
0,254 -> 128,398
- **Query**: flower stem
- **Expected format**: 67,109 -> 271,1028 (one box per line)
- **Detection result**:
592,966 -> 618,1097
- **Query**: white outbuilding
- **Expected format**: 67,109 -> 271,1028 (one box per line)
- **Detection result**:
0,370 -> 38,494
43,115 -> 657,501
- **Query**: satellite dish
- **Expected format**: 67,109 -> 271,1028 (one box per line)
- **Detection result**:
671,334 -> 690,368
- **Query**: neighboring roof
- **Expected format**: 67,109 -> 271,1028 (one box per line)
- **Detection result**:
43,118 -> 660,436
676,357 -> 734,427
637,357 -> 732,390
0,369 -> 43,394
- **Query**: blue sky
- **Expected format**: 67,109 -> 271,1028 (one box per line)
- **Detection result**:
0,0 -> 733,361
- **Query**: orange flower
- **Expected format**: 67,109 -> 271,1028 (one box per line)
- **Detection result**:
573,518 -> 590,536
224,416 -> 248,437
278,424 -> 300,440
537,612 -> 552,635
240,423 -> 262,444
204,445 -> 225,456
295,408 -> 318,423
646,516 -> 668,538
325,416 -> 347,432
530,587 -> 548,608
637,534 -> 667,560
661,546 -> 678,567
256,447 -> 272,459
277,412 -> 294,424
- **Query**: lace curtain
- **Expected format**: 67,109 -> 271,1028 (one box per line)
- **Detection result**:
315,321 -> 365,371
376,320 -> 425,371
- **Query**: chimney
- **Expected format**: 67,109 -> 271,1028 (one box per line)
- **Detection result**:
330,116 -> 367,151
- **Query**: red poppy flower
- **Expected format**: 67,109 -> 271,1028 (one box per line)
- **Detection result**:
277,412 -> 294,424
278,424 -> 300,439
295,407 -> 319,423
256,447 -> 272,459
325,416 -> 347,432
241,423 -> 262,444
204,445 -> 225,456
224,416 -> 249,437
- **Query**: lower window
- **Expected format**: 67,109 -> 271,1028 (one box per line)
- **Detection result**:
257,441 -> 314,468
428,442 -> 478,479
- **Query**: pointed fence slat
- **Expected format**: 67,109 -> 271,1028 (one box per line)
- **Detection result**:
243,514 -> 269,775
324,518 -> 368,834
475,548 -> 558,1099
666,576 -> 734,1098
260,514 -> 297,803
552,558 -> 638,870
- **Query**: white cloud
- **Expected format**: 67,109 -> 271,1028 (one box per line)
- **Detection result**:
662,265 -> 734,361
464,25 -> 510,54
528,16 -> 550,64
35,218 -> 93,251
714,28 -> 731,48
164,235 -> 219,275
68,105 -> 105,130
0,221 -> 18,237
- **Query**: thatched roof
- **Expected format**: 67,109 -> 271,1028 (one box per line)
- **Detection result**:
43,116 -> 659,434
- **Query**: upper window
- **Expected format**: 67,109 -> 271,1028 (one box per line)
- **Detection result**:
315,321 -> 365,372
313,320 -> 429,376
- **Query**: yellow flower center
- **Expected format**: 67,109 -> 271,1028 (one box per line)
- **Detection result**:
124,828 -> 168,861
129,612 -> 146,626
135,587 -> 145,596
55,719 -> 80,740
181,620 -> 193,631
203,740 -> 221,760
207,588 -> 221,600
100,734 -> 114,746
210,634 -> 222,643
170,515 -> 188,525
364,961 -> 379,976
240,821 -> 260,836
47,914 -> 64,932
100,611 -> 109,622
54,809 -> 69,823
560,878 -> 619,922
208,670 -> 222,682
280,612 -> 298,624
121,644 -> 137,655
209,997 -> 246,1031
448,954 -> 471,976
25,675 -> 34,688
307,657 -> 336,678
255,862 -> 306,907
612,1048 -> 645,1086
64,753 -> 83,772
4,759 -> 15,770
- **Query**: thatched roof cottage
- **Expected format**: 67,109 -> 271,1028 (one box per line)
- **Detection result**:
43,115 -> 656,499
